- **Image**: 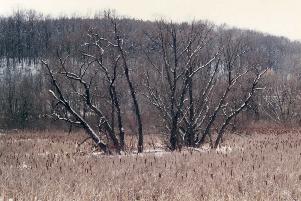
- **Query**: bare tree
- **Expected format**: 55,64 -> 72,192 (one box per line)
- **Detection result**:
199,30 -> 267,148
42,15 -> 145,153
144,23 -> 267,149
42,58 -> 112,153
259,71 -> 301,124
144,21 -> 217,150
110,17 -> 144,153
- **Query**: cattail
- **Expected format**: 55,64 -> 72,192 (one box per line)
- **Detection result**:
285,175 -> 288,182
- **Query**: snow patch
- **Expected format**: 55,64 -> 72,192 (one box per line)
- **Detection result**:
89,145 -> 235,158
216,146 -> 233,154
37,151 -> 50,156
12,139 -> 49,143
21,161 -> 30,169
91,152 -> 102,156
134,149 -> 167,157
0,129 -> 6,136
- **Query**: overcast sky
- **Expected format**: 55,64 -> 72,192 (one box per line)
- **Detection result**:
0,0 -> 300,41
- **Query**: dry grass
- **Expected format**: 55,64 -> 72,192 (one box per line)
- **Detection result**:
1,129 -> 301,200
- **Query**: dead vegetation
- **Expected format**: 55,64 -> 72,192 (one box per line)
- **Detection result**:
1,128 -> 301,200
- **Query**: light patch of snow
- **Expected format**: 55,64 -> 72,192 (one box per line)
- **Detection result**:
200,143 -> 211,151
192,144 -> 234,154
37,151 -> 50,157
21,161 -> 30,169
188,148 -> 209,153
154,143 -> 163,147
89,145 -> 235,158
90,149 -> 168,158
91,152 -> 102,156
12,139 -> 49,143
189,143 -> 211,153
0,129 -> 6,136
216,146 -> 233,154
134,149 -> 167,157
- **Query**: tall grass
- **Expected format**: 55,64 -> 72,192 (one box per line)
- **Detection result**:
1,129 -> 301,200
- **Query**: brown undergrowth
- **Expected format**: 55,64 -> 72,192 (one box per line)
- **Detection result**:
1,128 -> 301,200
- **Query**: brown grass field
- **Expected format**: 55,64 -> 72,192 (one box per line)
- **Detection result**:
1,127 -> 301,200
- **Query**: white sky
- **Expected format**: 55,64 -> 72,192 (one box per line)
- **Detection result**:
0,0 -> 300,41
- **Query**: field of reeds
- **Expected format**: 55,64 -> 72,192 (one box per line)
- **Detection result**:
1,128 -> 301,200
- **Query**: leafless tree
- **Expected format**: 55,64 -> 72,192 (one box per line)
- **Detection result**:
202,31 -> 267,148
41,14 -> 145,153
144,24 -> 267,149
259,71 -> 301,124
110,17 -> 144,153
143,21 -> 217,150
42,57 -> 115,153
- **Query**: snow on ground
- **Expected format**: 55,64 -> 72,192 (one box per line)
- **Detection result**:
37,151 -> 50,157
216,145 -> 233,154
90,144 -> 234,158
12,139 -> 49,143
132,149 -> 167,156
90,148 -> 167,158
0,130 -> 5,136
21,162 -> 30,169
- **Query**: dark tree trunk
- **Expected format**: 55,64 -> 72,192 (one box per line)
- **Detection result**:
170,115 -> 178,151
114,22 -> 143,153
187,65 -> 195,146
111,87 -> 125,151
